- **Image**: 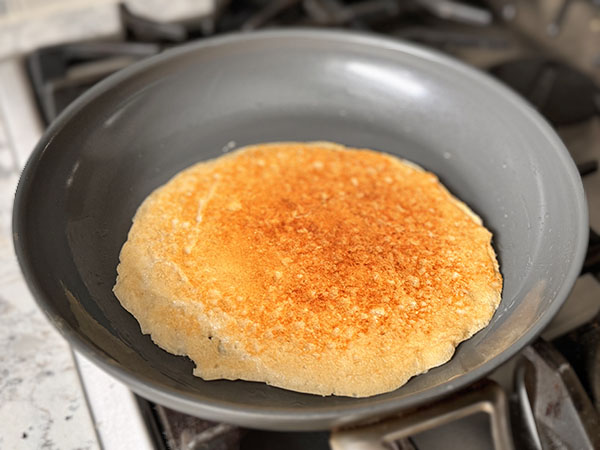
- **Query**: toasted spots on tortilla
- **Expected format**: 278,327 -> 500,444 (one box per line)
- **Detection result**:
113,141 -> 502,397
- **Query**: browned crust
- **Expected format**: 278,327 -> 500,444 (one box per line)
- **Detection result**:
114,141 -> 502,397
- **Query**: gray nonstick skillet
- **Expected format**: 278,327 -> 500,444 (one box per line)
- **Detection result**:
13,29 -> 588,430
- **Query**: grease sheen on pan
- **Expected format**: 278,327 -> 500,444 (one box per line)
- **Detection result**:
113,142 -> 502,397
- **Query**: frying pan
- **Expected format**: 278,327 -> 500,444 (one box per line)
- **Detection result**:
13,30 -> 588,430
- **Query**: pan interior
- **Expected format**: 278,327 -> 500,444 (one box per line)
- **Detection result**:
15,31 -> 586,428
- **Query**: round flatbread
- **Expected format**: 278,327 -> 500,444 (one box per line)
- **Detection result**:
114,141 -> 502,397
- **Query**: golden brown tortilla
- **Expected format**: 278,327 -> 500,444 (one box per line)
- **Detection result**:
113,141 -> 502,397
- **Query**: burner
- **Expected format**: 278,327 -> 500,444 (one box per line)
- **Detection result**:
490,58 -> 599,126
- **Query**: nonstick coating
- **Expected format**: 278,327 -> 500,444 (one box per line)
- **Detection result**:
14,30 -> 588,430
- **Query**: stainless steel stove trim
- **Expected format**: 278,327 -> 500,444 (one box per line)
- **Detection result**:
74,352 -> 156,450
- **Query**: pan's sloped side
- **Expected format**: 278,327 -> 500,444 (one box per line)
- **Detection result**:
13,30 -> 587,430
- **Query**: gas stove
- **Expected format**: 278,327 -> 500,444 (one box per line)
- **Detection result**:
14,1 -> 600,449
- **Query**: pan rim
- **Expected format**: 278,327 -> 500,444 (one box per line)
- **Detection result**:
13,28 -> 589,430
